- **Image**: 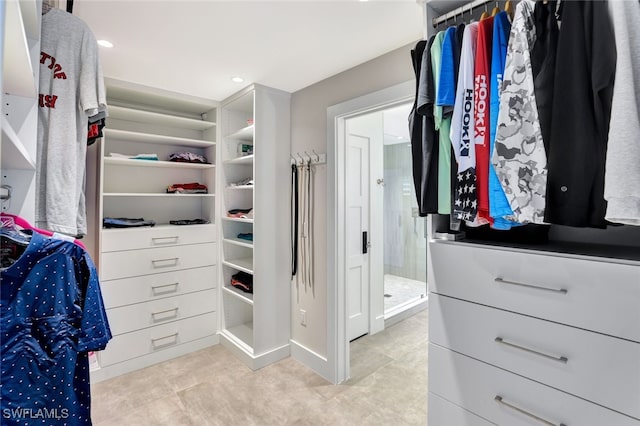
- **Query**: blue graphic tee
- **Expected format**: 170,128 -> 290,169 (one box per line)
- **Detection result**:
1,231 -> 111,425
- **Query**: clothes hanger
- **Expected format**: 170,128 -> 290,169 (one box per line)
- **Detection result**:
480,3 -> 489,21
504,0 -> 514,20
0,213 -> 87,250
491,1 -> 501,16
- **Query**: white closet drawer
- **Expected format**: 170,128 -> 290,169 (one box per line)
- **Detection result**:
106,289 -> 217,336
428,393 -> 495,426
429,344 -> 639,426
99,312 -> 217,367
100,243 -> 217,281
429,242 -> 640,342
101,266 -> 217,309
430,294 -> 640,419
101,224 -> 216,252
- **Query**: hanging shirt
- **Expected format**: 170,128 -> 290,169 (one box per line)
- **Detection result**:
474,16 -> 494,226
487,11 -> 517,230
492,0 -> 547,225
410,40 -> 428,214
1,232 -> 112,425
430,31 -> 451,215
605,0 -> 640,226
36,8 -> 107,237
412,37 -> 439,215
450,23 -> 479,223
530,0 -> 559,152
437,27 -> 458,112
544,0 -> 616,228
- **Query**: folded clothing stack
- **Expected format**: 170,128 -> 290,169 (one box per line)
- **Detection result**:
169,219 -> 210,225
227,208 -> 253,219
168,151 -> 208,164
167,182 -> 208,194
229,177 -> 254,187
110,152 -> 159,161
231,271 -> 253,293
237,233 -> 253,241
103,217 -> 156,228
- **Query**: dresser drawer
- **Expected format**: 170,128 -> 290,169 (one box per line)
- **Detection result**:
429,392 -> 495,426
429,242 -> 640,342
106,289 -> 217,336
101,224 -> 216,252
100,243 -> 217,281
431,294 -> 640,419
429,344 -> 639,426
99,312 -> 217,367
101,266 -> 217,309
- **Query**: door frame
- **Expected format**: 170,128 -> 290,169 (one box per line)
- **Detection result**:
326,80 -> 414,383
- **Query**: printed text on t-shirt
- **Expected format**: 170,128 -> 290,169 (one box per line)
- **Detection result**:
474,75 -> 488,143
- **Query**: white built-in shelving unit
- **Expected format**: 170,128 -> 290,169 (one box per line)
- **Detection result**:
1,0 -> 42,220
219,84 -> 291,369
90,79 -> 220,381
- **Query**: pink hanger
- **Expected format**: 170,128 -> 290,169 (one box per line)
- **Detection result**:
0,213 -> 87,250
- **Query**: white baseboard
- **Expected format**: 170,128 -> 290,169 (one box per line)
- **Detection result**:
219,331 -> 290,371
90,335 -> 219,383
290,339 -> 333,383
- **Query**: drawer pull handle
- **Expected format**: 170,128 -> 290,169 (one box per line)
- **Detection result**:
151,332 -> 179,348
151,282 -> 179,295
494,277 -> 568,295
495,337 -> 568,364
494,396 -> 567,426
151,257 -> 179,267
151,307 -> 179,320
151,236 -> 179,245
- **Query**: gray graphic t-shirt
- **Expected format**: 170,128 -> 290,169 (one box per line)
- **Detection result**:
36,8 -> 107,236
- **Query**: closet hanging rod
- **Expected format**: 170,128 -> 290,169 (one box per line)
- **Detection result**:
431,0 -> 494,27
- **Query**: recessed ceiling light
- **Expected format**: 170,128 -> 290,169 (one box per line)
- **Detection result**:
397,135 -> 404,139
97,40 -> 114,48
359,0 -> 369,2
231,76 -> 244,83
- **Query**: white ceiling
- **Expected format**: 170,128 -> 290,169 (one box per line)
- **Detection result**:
73,1 -> 425,101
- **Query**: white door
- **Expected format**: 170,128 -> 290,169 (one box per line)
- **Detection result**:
346,113 -> 384,341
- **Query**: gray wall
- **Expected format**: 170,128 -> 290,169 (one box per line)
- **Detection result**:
290,42 -> 416,357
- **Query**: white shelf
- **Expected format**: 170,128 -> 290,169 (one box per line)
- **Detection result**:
223,258 -> 254,274
102,223 -> 214,232
3,0 -> 37,97
224,323 -> 254,349
104,193 -> 214,197
222,217 -> 253,224
224,155 -> 254,165
225,125 -> 254,141
108,105 -> 216,130
223,286 -> 254,305
104,129 -> 215,148
223,238 -> 254,249
226,185 -> 254,190
1,116 -> 36,170
104,157 -> 214,169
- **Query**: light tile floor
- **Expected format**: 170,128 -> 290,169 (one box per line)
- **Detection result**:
91,309 -> 428,425
384,274 -> 426,313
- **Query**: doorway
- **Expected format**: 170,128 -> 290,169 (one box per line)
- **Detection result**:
327,80 -> 425,383
345,103 -> 426,344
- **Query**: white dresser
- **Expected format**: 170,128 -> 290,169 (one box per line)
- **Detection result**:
428,241 -> 640,425
92,225 -> 218,381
